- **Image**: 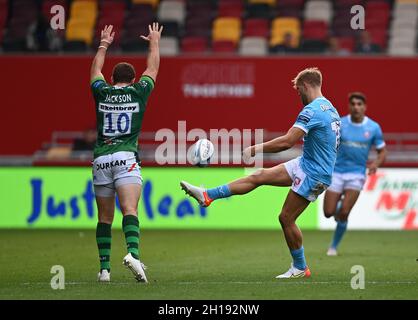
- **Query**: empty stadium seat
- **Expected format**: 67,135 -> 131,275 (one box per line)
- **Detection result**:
388,0 -> 417,56
239,36 -> 268,55
243,18 -> 270,38
218,0 -> 244,18
212,17 -> 241,44
184,16 -> 213,37
158,0 -> 186,26
388,37 -> 416,56
304,0 -> 333,23
160,37 -> 179,56
303,20 -> 328,41
94,0 -> 126,49
181,36 -> 209,53
66,0 -> 98,47
212,40 -> 237,53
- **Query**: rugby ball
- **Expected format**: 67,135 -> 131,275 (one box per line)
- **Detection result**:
192,139 -> 214,167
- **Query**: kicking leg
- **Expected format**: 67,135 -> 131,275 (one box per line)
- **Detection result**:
94,184 -> 115,282
180,164 -> 292,207
116,181 -> 148,283
329,189 -> 360,254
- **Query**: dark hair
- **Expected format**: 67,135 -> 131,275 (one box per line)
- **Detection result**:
348,92 -> 366,104
112,62 -> 136,84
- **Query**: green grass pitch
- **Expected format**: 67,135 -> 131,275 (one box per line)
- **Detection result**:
0,229 -> 417,300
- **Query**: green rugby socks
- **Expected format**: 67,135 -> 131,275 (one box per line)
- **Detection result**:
96,222 -> 112,272
123,215 -> 140,260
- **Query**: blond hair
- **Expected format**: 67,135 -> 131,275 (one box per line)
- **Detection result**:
292,67 -> 322,88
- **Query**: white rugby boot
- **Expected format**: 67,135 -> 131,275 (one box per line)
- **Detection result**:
97,269 -> 110,282
123,253 -> 148,283
180,181 -> 213,207
276,263 -> 311,279
327,247 -> 338,256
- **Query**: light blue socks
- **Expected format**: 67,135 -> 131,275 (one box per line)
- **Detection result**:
206,185 -> 232,200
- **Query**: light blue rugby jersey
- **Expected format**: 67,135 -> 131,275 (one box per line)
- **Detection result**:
334,115 -> 385,175
293,97 -> 341,185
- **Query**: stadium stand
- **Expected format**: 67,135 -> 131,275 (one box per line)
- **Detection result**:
65,0 -> 98,51
0,0 -> 416,55
239,36 -> 268,55
181,36 -> 209,53
389,0 -> 418,55
0,0 -> 8,47
270,17 -> 301,49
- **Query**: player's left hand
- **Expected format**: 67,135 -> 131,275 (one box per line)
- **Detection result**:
367,162 -> 378,175
140,22 -> 163,42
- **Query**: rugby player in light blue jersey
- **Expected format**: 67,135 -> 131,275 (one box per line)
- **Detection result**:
323,92 -> 387,256
180,68 -> 341,278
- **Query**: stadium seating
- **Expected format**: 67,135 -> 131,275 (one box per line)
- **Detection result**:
132,0 -> 160,7
239,36 -> 268,55
212,17 -> 241,44
65,0 -> 98,50
94,0 -> 126,49
0,0 -> 416,55
270,17 -> 301,48
243,18 -> 270,38
181,36 -> 209,53
160,36 -> 179,56
218,0 -> 244,18
158,0 -> 186,26
388,0 -> 418,56
212,40 -> 238,53
122,4 -> 155,52
0,0 -> 8,46
2,0 -> 39,51
304,0 -> 333,24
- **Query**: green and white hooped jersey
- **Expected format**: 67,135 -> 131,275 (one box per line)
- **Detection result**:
90,75 -> 154,159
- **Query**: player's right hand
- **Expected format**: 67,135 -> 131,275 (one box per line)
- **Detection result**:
100,25 -> 115,45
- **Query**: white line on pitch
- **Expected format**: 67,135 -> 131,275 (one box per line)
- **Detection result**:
21,281 -> 417,286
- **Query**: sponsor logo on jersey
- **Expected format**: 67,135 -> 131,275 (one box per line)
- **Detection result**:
364,131 -> 370,138
320,104 -> 332,111
98,102 -> 139,113
341,141 -> 368,149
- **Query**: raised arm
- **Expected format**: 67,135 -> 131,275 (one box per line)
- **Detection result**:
91,25 -> 115,82
140,22 -> 163,82
243,127 -> 305,161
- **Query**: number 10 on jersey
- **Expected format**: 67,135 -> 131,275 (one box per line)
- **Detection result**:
103,112 -> 132,136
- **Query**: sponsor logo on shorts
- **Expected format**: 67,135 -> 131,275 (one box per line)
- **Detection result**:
96,160 -> 127,170
294,177 -> 301,186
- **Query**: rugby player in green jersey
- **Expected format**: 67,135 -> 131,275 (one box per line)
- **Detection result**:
90,24 -> 162,282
